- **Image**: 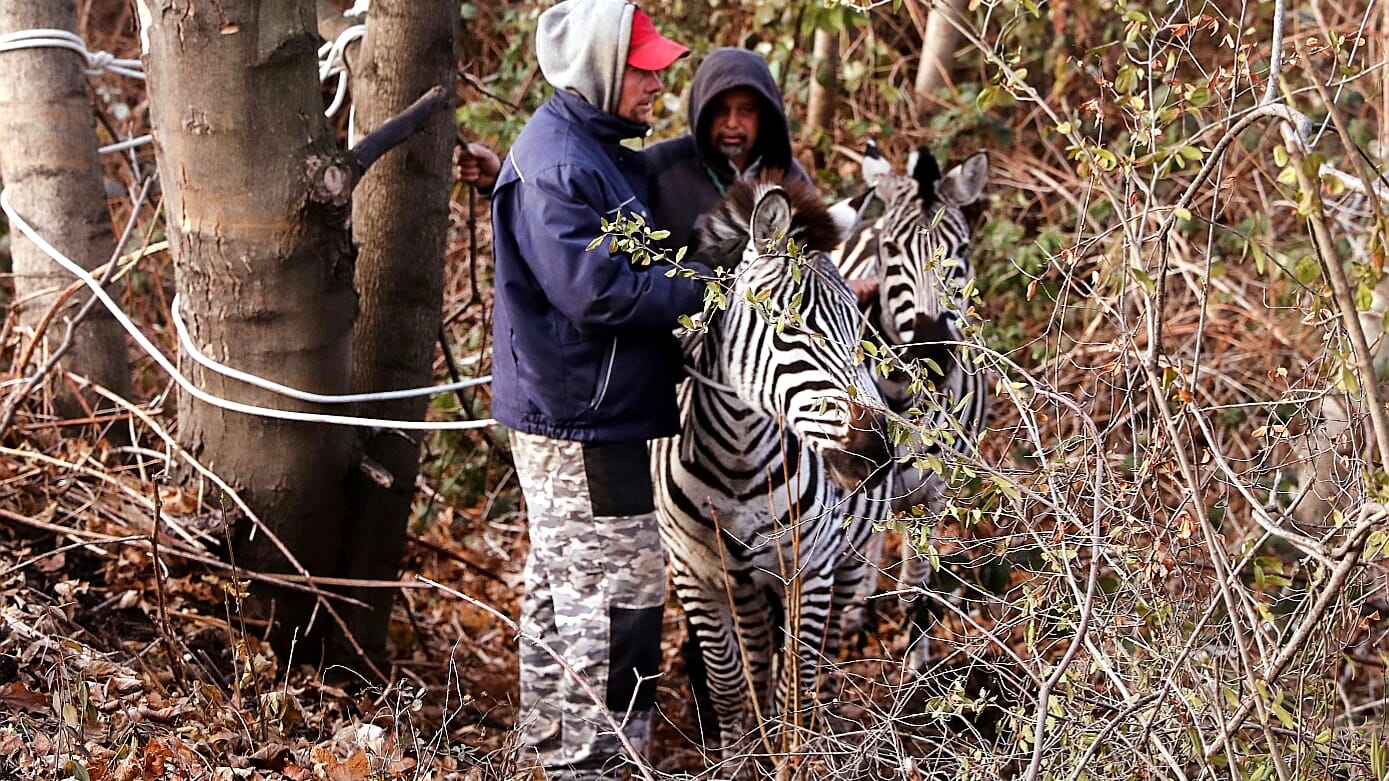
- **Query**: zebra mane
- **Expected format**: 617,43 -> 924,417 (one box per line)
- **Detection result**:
698,169 -> 842,269
908,146 -> 942,211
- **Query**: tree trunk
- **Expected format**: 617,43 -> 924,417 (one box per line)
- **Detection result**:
336,0 -> 457,667
136,0 -> 357,656
0,0 -> 133,423
913,0 -> 968,104
803,27 -> 839,163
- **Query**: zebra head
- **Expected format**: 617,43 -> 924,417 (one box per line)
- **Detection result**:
844,145 -> 989,393
696,172 -> 893,491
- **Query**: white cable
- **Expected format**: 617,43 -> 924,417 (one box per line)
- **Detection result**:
318,24 -> 366,118
324,70 -> 351,118
1,28 -> 500,429
344,0 -> 371,20
97,134 -> 152,155
0,28 -> 144,80
4,31 -> 151,167
170,293 -> 488,404
1,186 -> 498,431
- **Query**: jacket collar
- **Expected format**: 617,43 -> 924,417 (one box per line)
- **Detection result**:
550,89 -> 651,144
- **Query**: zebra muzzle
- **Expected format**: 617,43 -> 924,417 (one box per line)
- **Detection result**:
822,400 -> 893,492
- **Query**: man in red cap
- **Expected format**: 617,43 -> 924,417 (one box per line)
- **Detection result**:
486,3 -> 701,779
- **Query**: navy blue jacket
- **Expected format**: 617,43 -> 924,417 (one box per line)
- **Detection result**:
490,90 -> 706,442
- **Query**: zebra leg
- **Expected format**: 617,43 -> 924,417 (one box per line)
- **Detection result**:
678,613 -> 719,741
673,571 -> 758,752
773,573 -> 838,738
835,526 -> 883,642
899,541 -> 938,671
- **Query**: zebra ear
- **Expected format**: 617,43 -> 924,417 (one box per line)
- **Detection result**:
862,140 -> 891,186
827,197 -> 859,241
750,188 -> 792,249
938,151 -> 990,206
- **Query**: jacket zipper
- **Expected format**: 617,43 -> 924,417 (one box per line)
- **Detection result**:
589,339 -> 617,411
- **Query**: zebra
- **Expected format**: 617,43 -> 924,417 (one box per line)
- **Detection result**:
830,142 -> 992,661
651,170 -> 897,753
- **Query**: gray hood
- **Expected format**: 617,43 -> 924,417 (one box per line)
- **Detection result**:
537,0 -> 635,116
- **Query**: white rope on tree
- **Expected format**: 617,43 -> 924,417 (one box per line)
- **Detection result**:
170,293 -> 488,405
318,23 -> 366,119
2,25 -> 500,429
1,188 -> 496,431
344,0 -> 371,20
0,28 -> 144,79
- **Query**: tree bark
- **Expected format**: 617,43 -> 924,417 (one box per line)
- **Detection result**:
0,0 -> 133,423
803,27 -> 839,162
337,0 -> 457,667
136,0 -> 357,655
913,0 -> 968,104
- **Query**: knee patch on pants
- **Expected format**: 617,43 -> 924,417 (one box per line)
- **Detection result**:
607,604 -> 663,711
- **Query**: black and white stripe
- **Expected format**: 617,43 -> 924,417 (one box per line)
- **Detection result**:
830,144 -> 992,665
652,171 -> 895,751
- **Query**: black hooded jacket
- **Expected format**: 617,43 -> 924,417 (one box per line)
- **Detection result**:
644,48 -> 810,256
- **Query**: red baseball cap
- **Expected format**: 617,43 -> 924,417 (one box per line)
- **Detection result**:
626,9 -> 689,71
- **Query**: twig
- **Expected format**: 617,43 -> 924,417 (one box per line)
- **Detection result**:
0,507 -> 374,608
1203,505 -> 1382,758
407,531 -> 508,583
0,533 -> 144,579
149,482 -> 188,689
348,85 -> 449,179
74,379 -> 388,681
1022,388 -> 1106,781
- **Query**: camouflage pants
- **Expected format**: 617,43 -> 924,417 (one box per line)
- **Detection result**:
510,431 -> 667,781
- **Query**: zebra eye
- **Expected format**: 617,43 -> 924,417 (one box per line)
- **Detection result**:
880,240 -> 901,257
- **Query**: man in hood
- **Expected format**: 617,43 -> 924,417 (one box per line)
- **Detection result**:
643,47 -> 813,256
487,2 -> 698,778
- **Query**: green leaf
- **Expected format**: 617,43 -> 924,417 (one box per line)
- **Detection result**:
1293,255 -> 1321,285
1268,688 -> 1295,729
586,236 -> 604,251
990,474 -> 1021,501
1356,283 -> 1375,311
977,86 -> 1000,111
1248,240 -> 1267,274
1130,264 -> 1155,292
1114,65 -> 1138,94
1372,732 -> 1386,780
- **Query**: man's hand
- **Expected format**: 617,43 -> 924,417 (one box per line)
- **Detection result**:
457,142 -> 501,191
847,278 -> 878,306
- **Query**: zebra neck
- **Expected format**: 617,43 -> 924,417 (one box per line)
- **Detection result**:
682,388 -> 812,492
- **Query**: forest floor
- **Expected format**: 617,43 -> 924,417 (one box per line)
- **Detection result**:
0,425 -> 1015,779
